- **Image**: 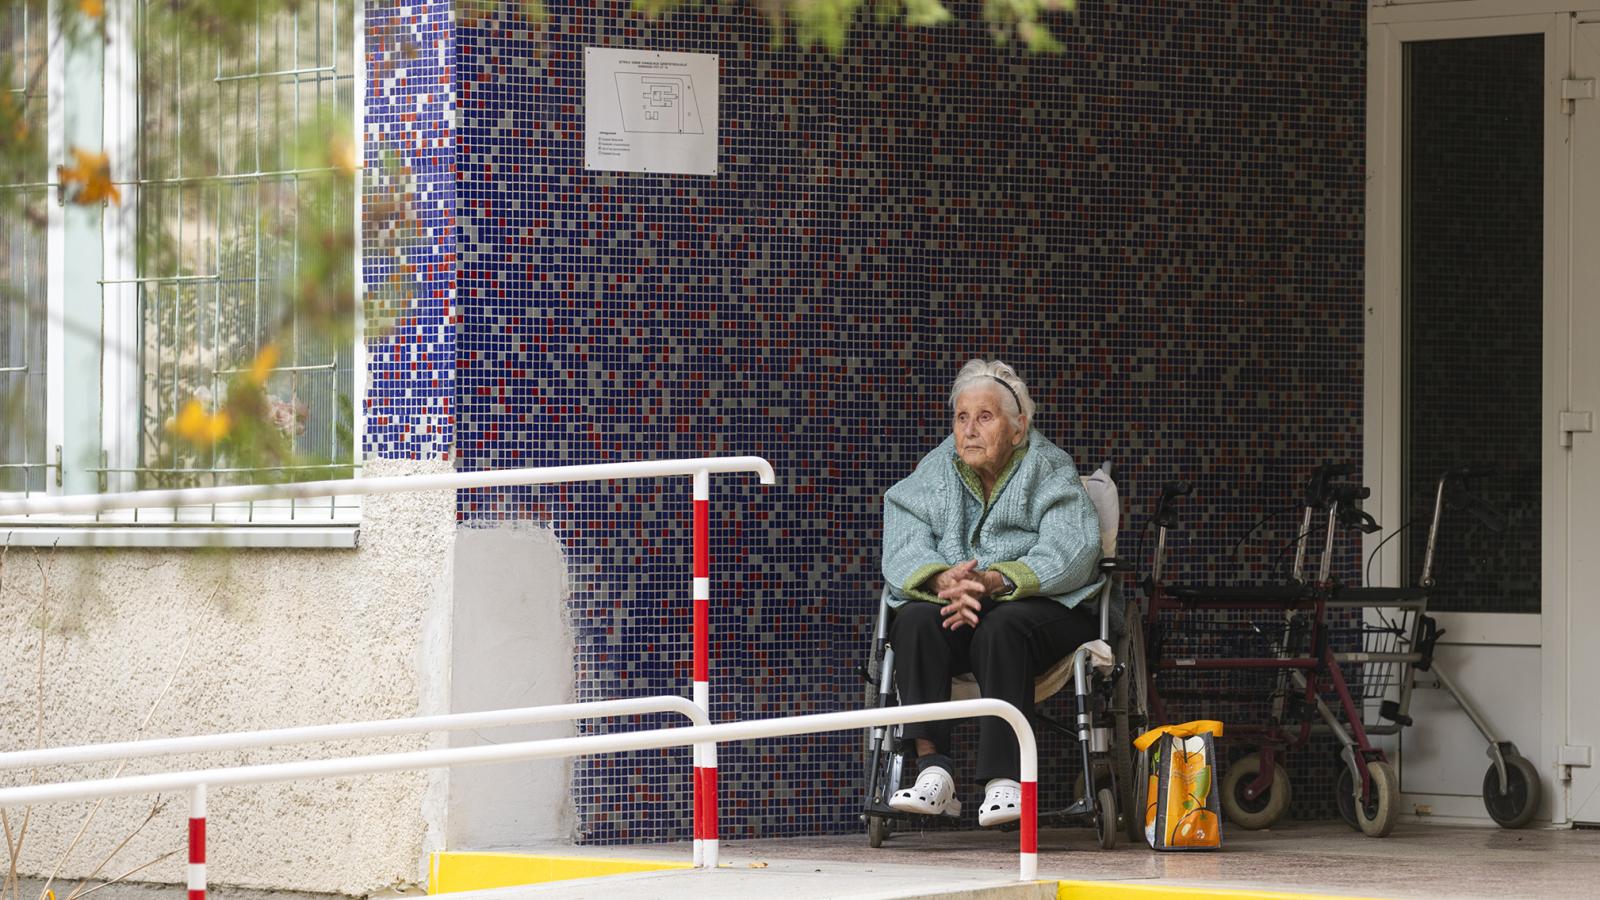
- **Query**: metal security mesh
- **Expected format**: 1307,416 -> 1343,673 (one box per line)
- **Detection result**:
0,1 -> 49,496
108,0 -> 356,493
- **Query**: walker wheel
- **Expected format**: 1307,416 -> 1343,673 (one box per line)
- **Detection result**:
1354,760 -> 1399,838
1482,753 -> 1540,829
1333,765 -> 1361,831
867,814 -> 890,848
1095,786 -> 1119,850
1220,752 -> 1291,830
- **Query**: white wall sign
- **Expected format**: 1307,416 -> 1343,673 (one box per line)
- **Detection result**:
584,48 -> 719,176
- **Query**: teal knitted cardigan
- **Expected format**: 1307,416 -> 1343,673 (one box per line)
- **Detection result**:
882,430 -> 1104,610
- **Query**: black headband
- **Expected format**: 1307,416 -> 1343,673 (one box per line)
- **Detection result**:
992,376 -> 1022,413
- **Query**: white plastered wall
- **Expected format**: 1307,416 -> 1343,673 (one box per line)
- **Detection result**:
0,457 -> 457,896
446,523 -> 575,849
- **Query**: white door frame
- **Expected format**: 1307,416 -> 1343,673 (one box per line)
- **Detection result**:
1364,9 -> 1572,823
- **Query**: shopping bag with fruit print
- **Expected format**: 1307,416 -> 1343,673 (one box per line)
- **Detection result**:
1134,720 -> 1224,850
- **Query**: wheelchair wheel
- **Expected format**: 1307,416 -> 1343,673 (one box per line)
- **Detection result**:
1095,786 -> 1118,850
1482,753 -> 1540,829
1221,752 -> 1291,830
867,813 -> 891,848
1113,608 -> 1151,843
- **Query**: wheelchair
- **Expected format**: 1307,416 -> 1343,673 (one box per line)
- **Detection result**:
858,463 -> 1150,850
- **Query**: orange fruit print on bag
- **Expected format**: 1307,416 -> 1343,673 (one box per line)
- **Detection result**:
1163,736 -> 1220,847
1137,721 -> 1223,850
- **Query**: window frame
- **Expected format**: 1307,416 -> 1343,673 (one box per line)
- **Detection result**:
0,0 -> 365,548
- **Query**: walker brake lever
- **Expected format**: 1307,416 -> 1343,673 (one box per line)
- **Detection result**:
1337,504 -> 1382,534
1445,469 -> 1508,533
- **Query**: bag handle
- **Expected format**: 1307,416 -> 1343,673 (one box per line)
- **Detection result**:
1133,719 -> 1224,752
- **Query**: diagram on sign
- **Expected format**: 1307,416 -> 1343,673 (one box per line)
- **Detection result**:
614,72 -> 706,134
585,47 -> 718,176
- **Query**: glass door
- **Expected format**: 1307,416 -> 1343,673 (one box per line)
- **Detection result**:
1368,13 -> 1563,825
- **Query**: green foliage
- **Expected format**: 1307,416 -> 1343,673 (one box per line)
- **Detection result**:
631,0 -> 1074,54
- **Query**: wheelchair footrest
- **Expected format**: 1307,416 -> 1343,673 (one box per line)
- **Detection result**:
1044,797 -> 1095,820
864,801 -> 960,821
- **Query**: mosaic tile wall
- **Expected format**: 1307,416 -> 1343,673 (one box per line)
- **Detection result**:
363,0 -> 1371,840
363,0 -> 457,460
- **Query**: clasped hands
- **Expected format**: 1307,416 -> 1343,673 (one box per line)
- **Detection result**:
932,559 -> 1007,631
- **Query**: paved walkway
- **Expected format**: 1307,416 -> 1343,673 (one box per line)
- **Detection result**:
452,820 -> 1600,899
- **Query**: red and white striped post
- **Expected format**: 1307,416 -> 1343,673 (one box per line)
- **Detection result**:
691,468 -> 719,869
1021,777 -> 1037,879
188,783 -> 206,900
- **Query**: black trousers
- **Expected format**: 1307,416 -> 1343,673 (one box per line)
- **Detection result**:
889,598 -> 1100,782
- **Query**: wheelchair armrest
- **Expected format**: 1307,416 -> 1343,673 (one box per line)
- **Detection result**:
1098,557 -> 1134,574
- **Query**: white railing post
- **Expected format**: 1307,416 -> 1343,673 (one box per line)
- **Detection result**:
188,783 -> 206,900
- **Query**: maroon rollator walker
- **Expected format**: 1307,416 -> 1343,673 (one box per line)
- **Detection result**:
1131,463 -> 1538,837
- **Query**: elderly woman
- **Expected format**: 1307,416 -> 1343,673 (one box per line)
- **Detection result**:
882,359 -> 1104,826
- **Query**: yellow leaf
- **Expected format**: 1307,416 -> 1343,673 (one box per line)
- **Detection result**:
329,134 -> 359,176
247,344 -> 280,386
78,0 -> 104,19
174,399 -> 231,446
58,147 -> 121,206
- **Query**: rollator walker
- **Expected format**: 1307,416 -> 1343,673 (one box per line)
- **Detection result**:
859,464 -> 1151,849
1139,464 -> 1540,835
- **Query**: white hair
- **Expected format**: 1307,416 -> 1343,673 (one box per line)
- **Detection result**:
948,359 -> 1034,426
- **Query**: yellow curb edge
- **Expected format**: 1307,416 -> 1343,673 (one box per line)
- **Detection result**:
427,851 -> 691,894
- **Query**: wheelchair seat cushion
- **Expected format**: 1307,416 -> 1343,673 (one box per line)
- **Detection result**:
948,638 -> 1114,704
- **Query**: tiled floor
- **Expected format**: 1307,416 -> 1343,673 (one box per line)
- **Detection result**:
474,820 -> 1600,899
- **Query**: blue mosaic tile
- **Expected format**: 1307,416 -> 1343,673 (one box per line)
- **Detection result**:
363,0 -> 458,460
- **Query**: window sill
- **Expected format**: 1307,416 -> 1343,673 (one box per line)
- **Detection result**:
0,524 -> 360,549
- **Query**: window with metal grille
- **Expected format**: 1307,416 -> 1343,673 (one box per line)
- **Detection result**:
0,1 -> 49,498
1,0 -> 360,542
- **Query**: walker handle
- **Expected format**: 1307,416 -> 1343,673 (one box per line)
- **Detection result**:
1154,481 -> 1192,529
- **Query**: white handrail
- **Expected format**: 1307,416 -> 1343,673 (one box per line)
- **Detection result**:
0,696 -> 708,771
0,456 -> 776,517
0,700 -> 1041,883
0,454 -> 777,874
